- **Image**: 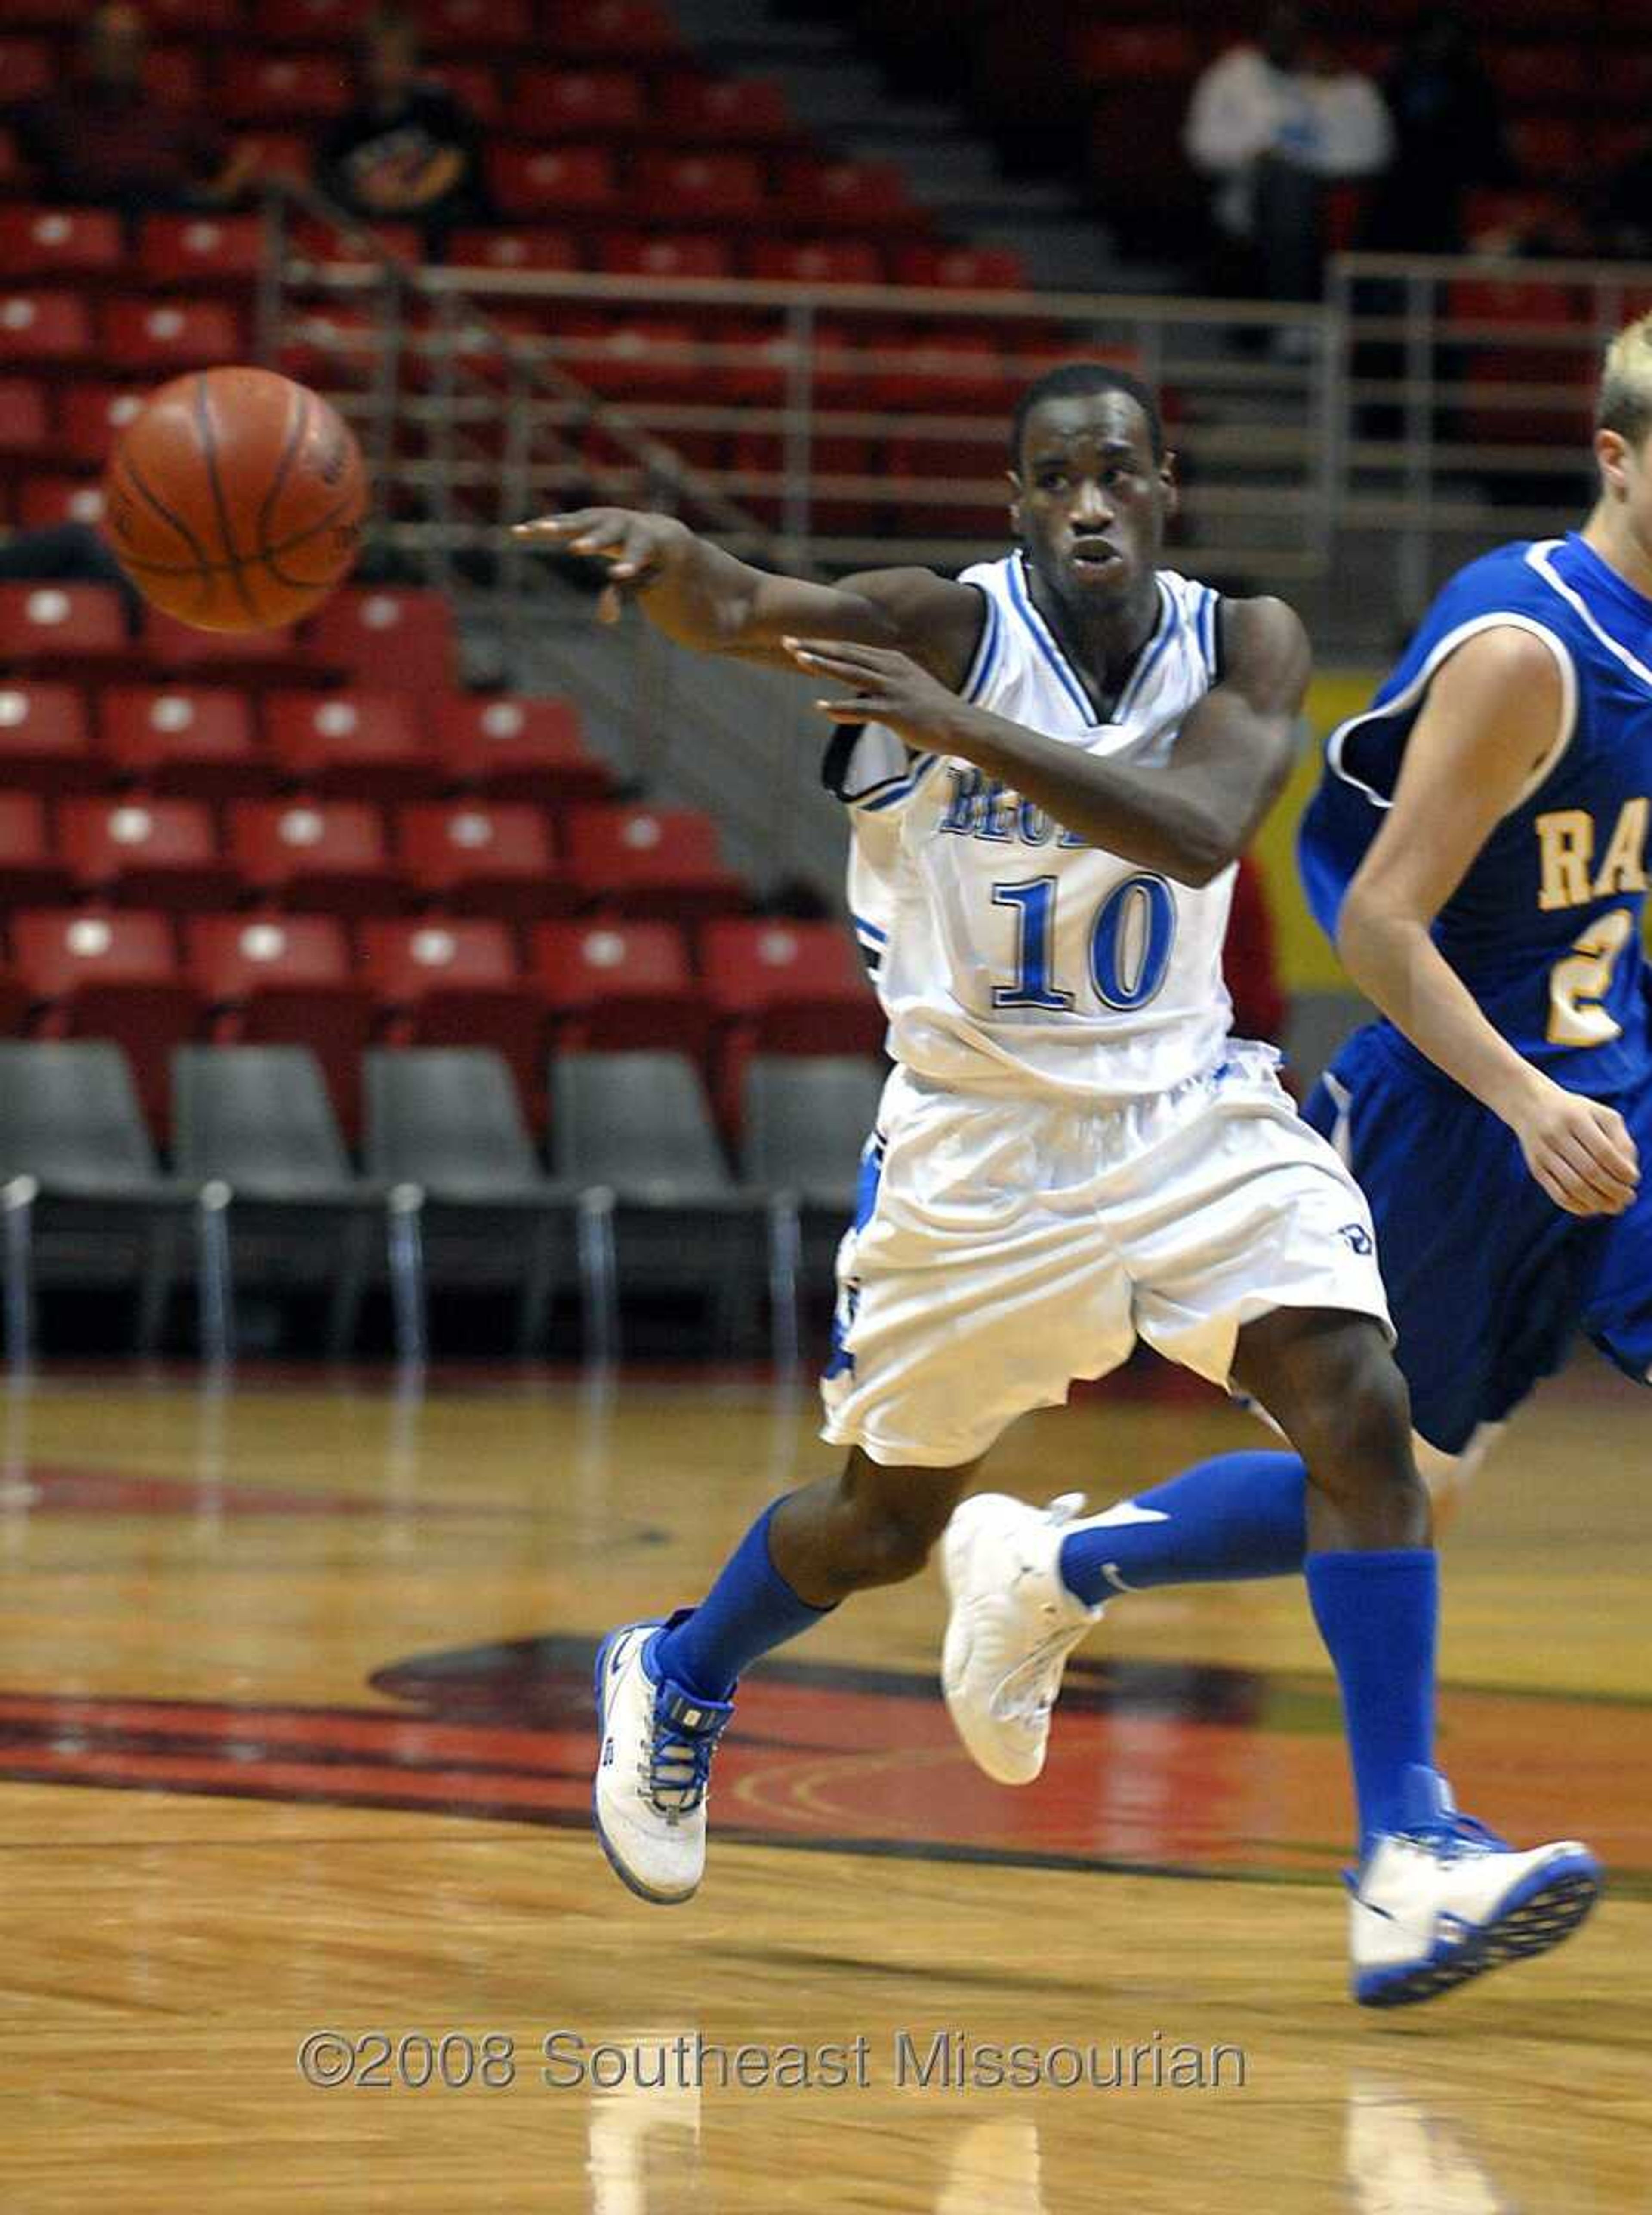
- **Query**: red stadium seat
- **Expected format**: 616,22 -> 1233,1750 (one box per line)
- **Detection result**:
98,685 -> 273,799
305,588 -> 457,693
59,382 -> 148,469
1490,46 -> 1589,107
747,239 -> 885,285
186,912 -> 375,1132
228,130 -> 311,185
12,907 -> 198,1130
261,0 -> 373,45
487,145 -> 620,219
557,314 -> 702,399
0,585 -> 127,666
144,0 -> 237,31
598,232 -> 733,280
361,915 -> 547,1114
893,244 -> 1028,290
872,332 -> 1015,413
1069,23 -> 1203,83
633,151 -> 766,225
0,376 -> 48,460
563,804 -> 746,921
774,158 -> 921,233
446,227 -> 581,274
229,798 -> 404,916
428,63 -> 503,126
700,917 -> 883,1122
0,36 -> 50,102
1507,119 -> 1584,182
0,293 -> 95,370
143,610 -> 301,681
0,679 -> 96,792
16,476 -> 107,530
145,46 -> 203,105
221,53 -> 353,126
139,216 -> 266,291
0,207 -> 123,283
398,800 -> 572,920
507,68 -> 649,139
60,795 -> 238,912
532,918 -> 710,1057
102,298 -> 244,375
0,791 -> 72,907
432,693 -> 611,804
658,74 -> 794,145
265,689 -> 439,801
421,0 -> 533,54
544,0 -> 681,62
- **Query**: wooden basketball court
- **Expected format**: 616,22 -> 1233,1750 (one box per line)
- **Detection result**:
0,1356 -> 1645,2211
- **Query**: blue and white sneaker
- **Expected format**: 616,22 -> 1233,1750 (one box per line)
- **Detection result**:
592,1611 -> 733,1905
1349,1765 -> 1602,2007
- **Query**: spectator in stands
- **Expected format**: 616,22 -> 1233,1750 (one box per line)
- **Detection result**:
1184,3 -> 1391,311
9,2 -> 256,218
1362,6 -> 1508,255
315,9 -> 490,257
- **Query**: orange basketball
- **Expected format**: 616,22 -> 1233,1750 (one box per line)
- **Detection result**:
100,366 -> 367,633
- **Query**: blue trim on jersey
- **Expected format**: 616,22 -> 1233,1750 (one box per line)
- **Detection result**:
860,752 -> 938,811
823,1129 -> 885,1381
1197,586 -> 1218,677
1006,558 -> 1097,723
851,911 -> 888,945
960,584 -> 1002,705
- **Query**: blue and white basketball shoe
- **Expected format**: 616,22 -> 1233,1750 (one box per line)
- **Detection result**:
1349,1765 -> 1602,2006
592,1612 -> 733,1905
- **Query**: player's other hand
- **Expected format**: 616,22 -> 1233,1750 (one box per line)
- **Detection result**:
786,637 -> 959,746
510,508 -> 690,622
1511,1078 -> 1640,1216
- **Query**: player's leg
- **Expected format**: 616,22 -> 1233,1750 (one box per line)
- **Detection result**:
1229,1302 -> 1600,2005
593,1448 -> 976,1906
594,1069 -> 1137,1902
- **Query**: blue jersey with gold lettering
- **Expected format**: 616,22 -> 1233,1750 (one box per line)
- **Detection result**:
1299,533 -> 1652,1095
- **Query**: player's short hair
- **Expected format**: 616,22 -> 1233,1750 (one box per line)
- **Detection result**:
1597,313 -> 1652,447
1011,362 -> 1166,471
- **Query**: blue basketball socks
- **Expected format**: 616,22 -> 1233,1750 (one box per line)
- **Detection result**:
650,1500 -> 833,1704
1058,1450 -> 1308,1605
1306,1549 -> 1439,1858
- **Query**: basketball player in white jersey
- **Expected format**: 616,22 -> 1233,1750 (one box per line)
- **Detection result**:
515,364 -> 1595,2005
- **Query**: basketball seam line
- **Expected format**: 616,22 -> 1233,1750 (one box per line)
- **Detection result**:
193,370 -> 261,626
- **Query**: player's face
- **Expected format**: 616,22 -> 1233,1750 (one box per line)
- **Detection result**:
1010,394 -> 1176,615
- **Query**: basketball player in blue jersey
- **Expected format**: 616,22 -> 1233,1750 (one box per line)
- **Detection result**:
514,361 -> 1597,2007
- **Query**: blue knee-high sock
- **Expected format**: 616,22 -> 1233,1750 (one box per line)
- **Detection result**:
1307,1549 -> 1438,1860
1059,1450 -> 1308,1606
650,1500 -> 833,1704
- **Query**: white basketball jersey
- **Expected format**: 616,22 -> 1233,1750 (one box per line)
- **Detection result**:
832,552 -> 1236,1100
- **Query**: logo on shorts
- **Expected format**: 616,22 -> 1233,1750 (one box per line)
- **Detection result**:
1336,1222 -> 1374,1255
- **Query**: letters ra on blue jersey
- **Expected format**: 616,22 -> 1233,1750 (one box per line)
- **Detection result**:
1298,533 -> 1652,1090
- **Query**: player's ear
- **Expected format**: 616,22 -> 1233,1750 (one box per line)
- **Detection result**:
1006,469 -> 1024,539
1159,449 -> 1180,522
1596,427 -> 1631,501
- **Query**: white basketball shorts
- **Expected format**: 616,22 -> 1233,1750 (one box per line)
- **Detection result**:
819,1043 -> 1393,1469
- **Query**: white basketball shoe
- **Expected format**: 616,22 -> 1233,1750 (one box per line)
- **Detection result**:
940,1491 -> 1101,1785
592,1612 -> 733,1905
1349,1765 -> 1601,2006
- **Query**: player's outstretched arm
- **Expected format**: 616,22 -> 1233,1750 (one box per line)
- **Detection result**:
1337,626 -> 1640,1218
790,595 -> 1306,888
510,508 -> 983,687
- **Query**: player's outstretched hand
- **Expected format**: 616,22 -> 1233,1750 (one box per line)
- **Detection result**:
786,637 -> 960,747
1511,1078 -> 1640,1217
511,508 -> 689,622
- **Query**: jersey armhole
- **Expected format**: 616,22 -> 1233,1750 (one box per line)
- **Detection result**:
820,581 -> 998,811
1327,613 -> 1578,816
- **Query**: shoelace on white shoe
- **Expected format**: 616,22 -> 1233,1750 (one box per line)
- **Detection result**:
641,1690 -> 730,1824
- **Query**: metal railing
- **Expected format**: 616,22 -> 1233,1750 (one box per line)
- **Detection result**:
259,183 -> 1341,594
1328,250 -> 1647,619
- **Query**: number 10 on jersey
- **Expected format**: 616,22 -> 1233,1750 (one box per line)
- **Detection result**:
991,872 -> 1179,1013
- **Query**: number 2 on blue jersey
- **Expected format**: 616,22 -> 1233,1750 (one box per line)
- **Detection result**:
992,872 -> 1177,1012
